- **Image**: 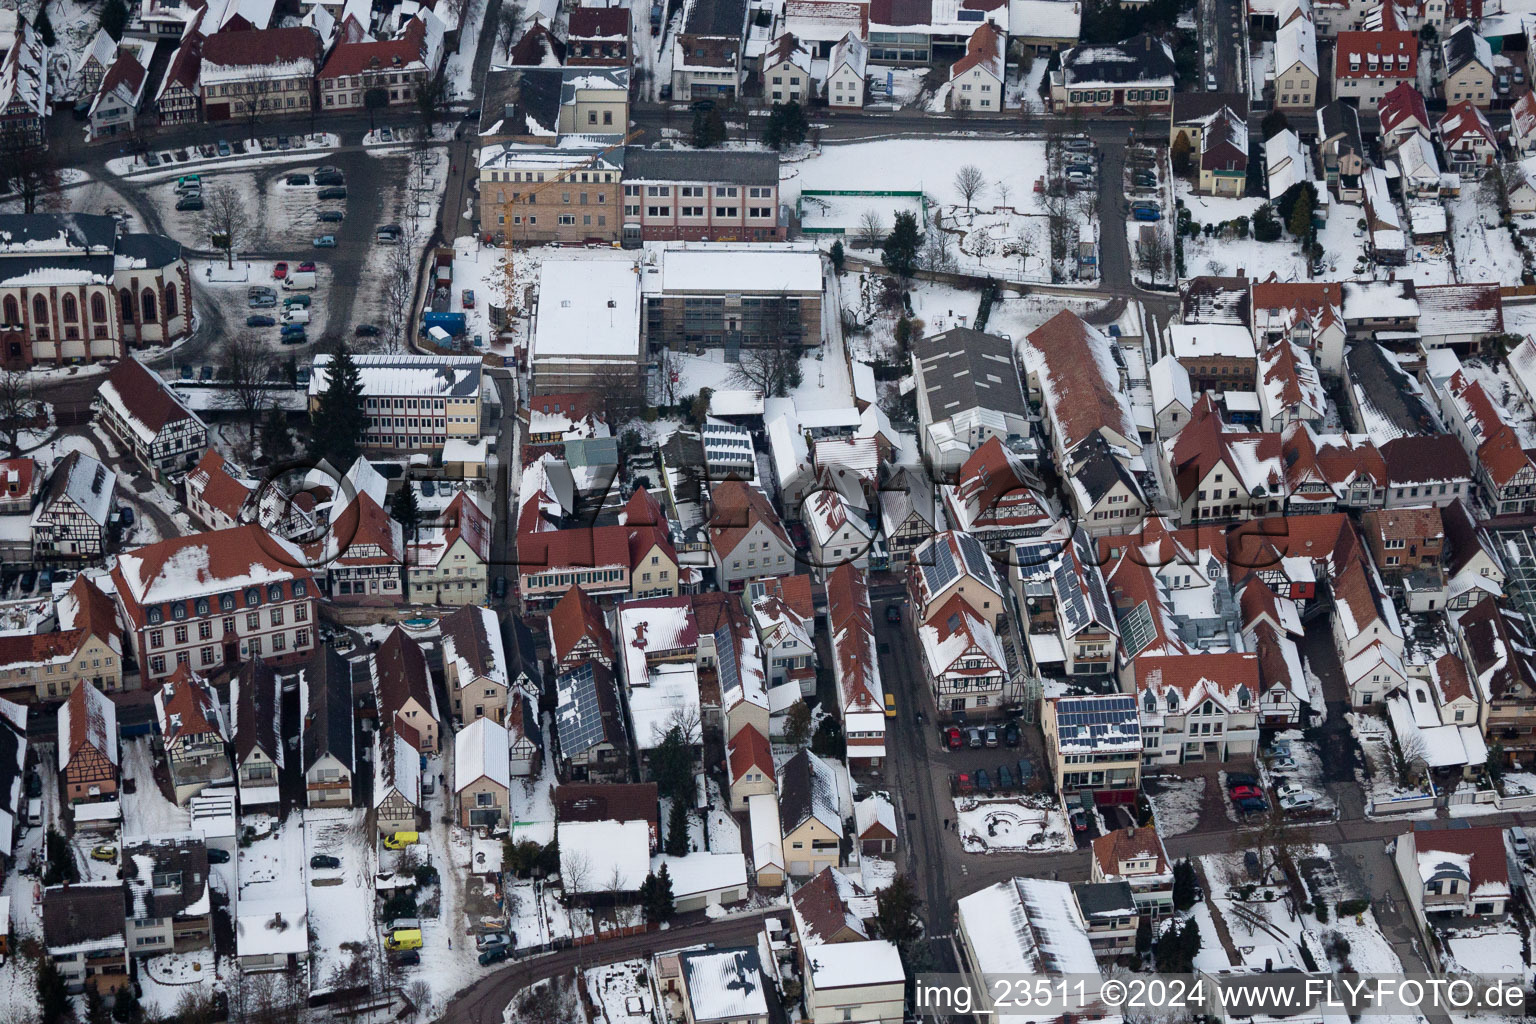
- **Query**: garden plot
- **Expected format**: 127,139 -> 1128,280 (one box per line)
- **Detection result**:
1444,928 -> 1525,978
938,206 -> 1052,283
585,960 -> 654,1024
305,808 -> 375,995
1448,190 -> 1525,287
1349,713 -> 1436,818
1145,775 -> 1206,837
1202,851 -> 1327,970
506,879 -> 574,951
138,952 -> 215,1019
953,795 -> 1075,853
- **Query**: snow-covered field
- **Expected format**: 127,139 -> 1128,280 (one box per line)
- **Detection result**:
953,796 -> 1075,853
1444,929 -> 1526,977
1146,775 -> 1205,837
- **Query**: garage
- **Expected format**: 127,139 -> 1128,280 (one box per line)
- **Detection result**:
655,851 -> 748,913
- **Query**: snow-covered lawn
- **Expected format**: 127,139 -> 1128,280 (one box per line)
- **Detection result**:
1444,928 -> 1526,977
1448,189 -> 1524,287
304,808 -> 375,994
1203,851 -> 1326,971
782,138 -> 1053,215
861,856 -> 897,891
120,737 -> 191,835
1349,712 -> 1436,817
585,959 -> 654,1024
953,796 -> 1075,853
939,205 -> 1052,283
1146,775 -> 1205,837
138,952 -> 215,1019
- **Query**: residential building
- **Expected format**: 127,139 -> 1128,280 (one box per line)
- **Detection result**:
779,749 -> 843,877
622,150 -> 784,246
374,720 -> 422,836
1073,881 -> 1140,956
309,353 -> 482,451
749,574 -> 816,693
1136,653 -> 1260,763
95,357 -> 207,481
407,491 -> 493,606
641,245 -> 820,355
567,6 -> 631,66
57,680 -> 117,808
122,833 -> 212,955
1416,282 -> 1502,351
1333,28 -> 1417,107
878,465 -> 939,567
1048,531 -> 1119,676
1258,340 -> 1326,431
455,716 -> 511,828
1379,81 -> 1433,151
1069,444 -> 1148,535
76,29 -> 116,99
1273,18 -> 1318,111
152,666 -> 231,804
1010,0 -> 1083,51
317,11 -> 444,111
553,660 -> 630,782
1316,100 -> 1366,201
87,43 -> 151,138
31,451 -> 114,560
726,723 -> 776,811
1459,597 -> 1536,767
1437,100 -> 1498,171
784,869 -> 904,1024
0,575 -> 123,702
548,584 -> 617,672
0,15 -> 47,147
318,491 -> 403,604
1393,826 -> 1510,919
825,565 -> 886,765
908,531 -> 1007,632
1090,825 -> 1174,917
372,627 -> 439,754
1380,435 -> 1473,507
671,0 -> 750,100
43,884 -> 127,995
949,22 -> 1004,111
956,878 -> 1108,1021
110,525 -> 318,682
476,66 -> 630,145
669,947 -> 769,1024
1361,506 -> 1443,579
826,33 -> 868,108
761,33 -> 811,104
709,480 -> 796,590
855,795 -> 898,855
1251,279 -> 1347,375
918,594 -> 1008,714
231,659 -> 282,807
198,27 -> 319,120
1020,310 -> 1141,473
555,782 -> 659,850
1510,90 -> 1536,155
941,438 -> 1051,553
1168,323 -> 1257,393
1442,21 -> 1494,107
154,41 -> 200,126
302,648 -> 356,807
1051,34 -> 1175,114
441,605 -> 513,723
1161,397 -> 1286,523
911,327 -> 1029,474
1195,106 -> 1250,195
1041,694 -> 1141,804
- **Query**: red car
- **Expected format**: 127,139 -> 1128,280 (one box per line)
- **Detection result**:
273,262 -> 288,279
944,726 -> 963,750
1229,785 -> 1263,801
298,261 -> 316,273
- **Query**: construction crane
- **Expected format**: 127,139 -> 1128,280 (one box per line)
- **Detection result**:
494,128 -> 643,346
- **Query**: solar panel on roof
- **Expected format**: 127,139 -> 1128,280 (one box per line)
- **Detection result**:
557,665 -> 608,755
1120,600 -> 1157,659
716,625 -> 741,699
957,533 -> 992,582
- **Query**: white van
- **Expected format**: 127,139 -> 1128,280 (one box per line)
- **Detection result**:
281,306 -> 310,324
283,270 -> 317,291
26,796 -> 41,826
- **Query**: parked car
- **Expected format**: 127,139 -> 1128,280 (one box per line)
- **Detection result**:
1513,828 -> 1531,860
216,139 -> 231,156
313,235 -> 337,248
1063,137 -> 1092,151
283,294 -> 311,308
997,763 -> 1013,790
207,848 -> 230,864
282,307 -> 310,325
246,314 -> 276,327
1279,792 -> 1316,812
298,261 -> 316,272
1229,785 -> 1263,801
1003,721 -> 1021,747
356,323 -> 381,337
280,330 -> 308,346
392,950 -> 421,966
954,772 -> 974,795
175,196 -> 204,211
475,932 -> 510,951
1069,808 -> 1088,832
119,506 -> 134,526
379,127 -> 393,141
310,854 -> 341,870
944,726 -> 963,750
885,604 -> 900,623
976,769 -> 993,794
1244,850 -> 1261,878
1268,756 -> 1297,772
462,289 -> 475,308
273,262 -> 288,279
315,173 -> 345,187
1275,781 -> 1307,800
1016,758 -> 1034,781
90,845 -> 117,862
983,725 -> 999,747
884,692 -> 896,718
318,209 -> 344,222
287,174 -> 310,186
317,187 -> 348,200
967,726 -> 984,749
690,98 -> 715,112
1236,796 -> 1268,814
383,831 -> 419,849
1226,772 -> 1259,788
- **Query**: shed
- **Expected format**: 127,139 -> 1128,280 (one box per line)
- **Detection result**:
652,851 -> 748,912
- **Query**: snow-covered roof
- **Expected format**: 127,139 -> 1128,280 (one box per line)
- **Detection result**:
1010,0 -> 1081,38
532,258 -> 642,359
805,939 -> 906,990
680,946 -> 769,1022
1265,129 -> 1308,200
652,851 -> 747,897
1168,323 -> 1256,360
1275,16 -> 1317,75
647,244 -> 823,295
1149,354 -> 1193,414
454,716 -> 510,792
557,819 -> 649,893
957,877 -> 1103,985
309,354 -> 482,400
38,451 -> 114,528
236,895 -> 309,958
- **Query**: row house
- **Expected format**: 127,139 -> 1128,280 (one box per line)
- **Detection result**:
123,833 -> 212,956
553,660 -> 631,782
443,604 -> 524,724
1274,17 -> 1318,113
58,680 -> 118,809
911,326 -> 1030,475
153,667 -> 231,804
670,0 -> 750,100
96,357 -> 207,482
374,718 -> 423,837
1435,368 -> 1536,515
1441,21 -> 1494,108
1258,341 -> 1326,432
760,33 -> 812,105
1399,498 -> 1506,613
0,575 -> 123,702
1168,323 -> 1258,394
455,716 -> 511,828
1069,445 -> 1148,537
77,30 -> 117,98
1380,434 -> 1474,507
807,472 -> 873,579
318,491 -> 403,604
1334,552 -> 1407,706
1379,81 -> 1433,152
624,487 -> 683,600
87,43 -> 151,139
31,451 -> 115,560
153,36 -> 201,126
373,627 -> 440,754
1050,34 -> 1175,115
909,530 -> 1008,633
1226,512 -> 1360,602
318,10 -> 445,111
825,564 -> 886,765
621,149 -> 783,244
1100,517 -> 1237,656
749,574 -> 816,694
1046,530 -> 1120,677
942,437 -> 1053,554
198,27 -> 319,121
309,353 -> 483,452
1332,29 -> 1417,107
1042,693 -> 1142,804
1361,505 -> 1443,580
232,659 -> 282,807
517,523 -> 632,609
919,594 -> 1007,715
1459,597 -> 1536,766
1161,397 -> 1286,523
1020,310 -> 1142,474
407,491 -> 493,606
1243,582 -> 1310,725
302,648 -> 357,808
0,15 -> 47,147
1136,653 -> 1260,764
112,526 -> 317,682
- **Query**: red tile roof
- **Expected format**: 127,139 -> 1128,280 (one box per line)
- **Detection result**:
187,448 -> 250,522
708,480 -> 790,558
1413,826 -> 1509,894
1091,825 -> 1168,879
950,21 -> 1003,79
728,722 -> 774,783
319,17 -> 428,80
1334,30 -> 1417,80
201,25 -> 319,69
548,584 -> 615,664
570,6 -> 630,38
103,357 -> 199,435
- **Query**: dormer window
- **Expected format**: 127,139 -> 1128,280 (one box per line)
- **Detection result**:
1143,692 -> 1156,713
147,607 -> 163,625
245,588 -> 260,607
294,581 -> 307,598
221,594 -> 235,612
1167,692 -> 1180,711
1237,687 -> 1251,708
267,584 -> 283,602
172,603 -> 187,621
195,598 -> 209,616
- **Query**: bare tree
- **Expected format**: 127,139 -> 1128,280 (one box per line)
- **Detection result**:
1044,190 -> 1074,277
1015,224 -> 1038,280
954,164 -> 986,211
919,228 -> 958,273
653,702 -> 703,747
1138,227 -> 1170,286
725,293 -> 804,397
517,978 -> 576,1024
593,365 -> 644,428
0,134 -> 60,214
403,979 -> 433,1018
996,179 -> 1012,210
203,184 -> 250,268
497,2 -> 526,59
1395,728 -> 1430,785
856,209 -> 885,249
219,334 -> 273,444
0,370 -> 34,459
240,68 -> 278,143
173,984 -> 218,1024
561,849 -> 592,898
382,221 -> 419,354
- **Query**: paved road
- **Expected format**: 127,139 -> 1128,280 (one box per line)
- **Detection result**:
443,911 -> 772,1024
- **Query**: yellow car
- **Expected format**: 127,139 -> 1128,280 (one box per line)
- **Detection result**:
90,845 -> 117,862
383,831 -> 420,850
884,693 -> 897,718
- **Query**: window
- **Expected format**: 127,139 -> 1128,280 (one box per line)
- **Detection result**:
164,286 -> 178,319
246,612 -> 260,630
141,289 -> 156,322
1,296 -> 15,324
32,294 -> 48,328
61,294 -> 77,322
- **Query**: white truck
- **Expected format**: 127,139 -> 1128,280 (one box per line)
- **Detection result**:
283,270 -> 317,291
